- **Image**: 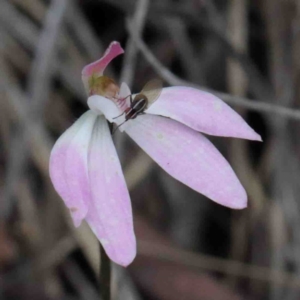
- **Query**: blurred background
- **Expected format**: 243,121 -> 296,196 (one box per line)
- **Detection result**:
1,0 -> 300,299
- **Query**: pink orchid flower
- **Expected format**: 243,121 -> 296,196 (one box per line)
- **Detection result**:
49,41 -> 261,267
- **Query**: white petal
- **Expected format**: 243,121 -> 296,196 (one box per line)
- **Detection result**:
119,82 -> 131,108
88,95 -> 122,121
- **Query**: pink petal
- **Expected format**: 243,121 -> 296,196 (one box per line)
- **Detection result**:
146,87 -> 261,141
125,115 -> 247,209
82,41 -> 124,77
85,116 -> 136,266
49,111 -> 97,227
81,41 -> 124,92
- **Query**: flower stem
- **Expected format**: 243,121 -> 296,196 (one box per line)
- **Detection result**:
100,243 -> 111,300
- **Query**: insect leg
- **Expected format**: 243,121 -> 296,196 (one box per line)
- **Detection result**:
112,120 -> 127,134
121,94 -> 131,102
112,111 -> 126,119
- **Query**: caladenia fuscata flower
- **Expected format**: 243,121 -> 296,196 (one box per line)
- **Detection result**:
49,41 -> 261,267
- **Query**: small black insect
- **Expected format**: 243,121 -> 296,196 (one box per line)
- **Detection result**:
113,79 -> 162,132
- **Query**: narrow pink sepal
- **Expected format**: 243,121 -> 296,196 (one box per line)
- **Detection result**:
49,111 -> 97,227
85,116 -> 136,266
146,87 -> 262,141
82,41 -> 124,78
125,115 -> 247,209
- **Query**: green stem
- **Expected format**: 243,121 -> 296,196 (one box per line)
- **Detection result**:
100,243 -> 111,300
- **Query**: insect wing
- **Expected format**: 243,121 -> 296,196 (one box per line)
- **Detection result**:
141,79 -> 163,106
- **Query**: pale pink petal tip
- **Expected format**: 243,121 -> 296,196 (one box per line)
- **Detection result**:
107,243 -> 136,267
229,192 -> 247,209
146,87 -> 262,141
82,41 -> 124,77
